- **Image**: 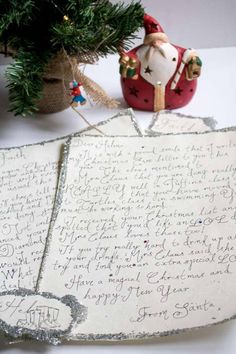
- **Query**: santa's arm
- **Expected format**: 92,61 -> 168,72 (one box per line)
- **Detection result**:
171,49 -> 202,90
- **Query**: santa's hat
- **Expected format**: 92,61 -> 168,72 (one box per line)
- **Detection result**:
143,14 -> 169,45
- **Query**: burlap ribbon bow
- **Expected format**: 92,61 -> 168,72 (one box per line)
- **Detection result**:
37,50 -> 119,113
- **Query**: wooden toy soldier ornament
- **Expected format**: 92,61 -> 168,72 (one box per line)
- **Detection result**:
120,14 -> 202,111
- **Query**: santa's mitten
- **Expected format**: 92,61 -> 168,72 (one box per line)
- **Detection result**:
186,56 -> 202,81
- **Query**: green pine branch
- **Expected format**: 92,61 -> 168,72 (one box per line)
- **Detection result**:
52,1 -> 144,55
0,0 -> 144,116
5,51 -> 49,116
0,1 -> 38,31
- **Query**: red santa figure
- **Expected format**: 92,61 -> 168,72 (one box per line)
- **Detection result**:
120,14 -> 202,111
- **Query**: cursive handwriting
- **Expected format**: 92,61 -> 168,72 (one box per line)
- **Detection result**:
39,134 -> 236,336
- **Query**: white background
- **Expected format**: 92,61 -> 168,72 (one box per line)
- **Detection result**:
111,0 -> 236,48
0,0 -> 236,353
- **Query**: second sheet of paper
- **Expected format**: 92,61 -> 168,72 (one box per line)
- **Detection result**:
39,132 -> 236,339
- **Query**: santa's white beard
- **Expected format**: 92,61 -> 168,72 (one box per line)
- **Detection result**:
136,43 -> 178,87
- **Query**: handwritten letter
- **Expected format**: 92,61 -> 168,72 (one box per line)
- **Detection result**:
39,131 -> 236,339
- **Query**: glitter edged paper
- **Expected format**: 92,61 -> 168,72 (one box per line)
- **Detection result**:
146,110 -> 217,136
0,289 -> 87,345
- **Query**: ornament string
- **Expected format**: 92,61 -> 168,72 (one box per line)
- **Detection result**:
71,106 -> 105,136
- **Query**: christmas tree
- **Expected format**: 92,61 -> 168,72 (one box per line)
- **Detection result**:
0,0 -> 144,116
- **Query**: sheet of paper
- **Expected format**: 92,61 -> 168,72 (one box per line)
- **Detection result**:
0,140 -> 62,292
39,130 -> 236,340
0,109 -> 140,293
147,111 -> 217,135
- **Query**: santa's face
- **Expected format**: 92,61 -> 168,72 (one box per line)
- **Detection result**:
136,42 -> 178,87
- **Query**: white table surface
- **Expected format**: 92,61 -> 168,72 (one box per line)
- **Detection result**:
0,46 -> 236,353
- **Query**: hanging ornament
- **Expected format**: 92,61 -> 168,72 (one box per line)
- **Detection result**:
120,13 -> 202,112
69,80 -> 87,107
